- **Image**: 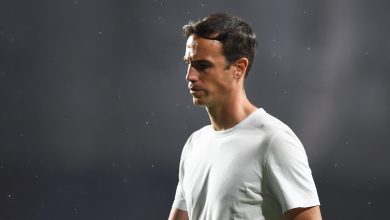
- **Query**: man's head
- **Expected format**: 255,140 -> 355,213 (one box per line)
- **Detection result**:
183,13 -> 257,78
183,13 -> 257,107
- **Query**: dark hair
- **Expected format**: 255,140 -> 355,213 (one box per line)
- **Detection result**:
183,13 -> 257,78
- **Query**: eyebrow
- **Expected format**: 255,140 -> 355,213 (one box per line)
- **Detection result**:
183,57 -> 212,64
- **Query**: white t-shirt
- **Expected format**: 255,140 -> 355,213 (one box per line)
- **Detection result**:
172,108 -> 320,220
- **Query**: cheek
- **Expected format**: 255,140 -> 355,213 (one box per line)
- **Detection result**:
207,79 -> 231,95
202,68 -> 233,94
216,72 -> 234,91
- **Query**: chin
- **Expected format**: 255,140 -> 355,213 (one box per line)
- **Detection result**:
193,98 -> 216,108
192,97 -> 207,106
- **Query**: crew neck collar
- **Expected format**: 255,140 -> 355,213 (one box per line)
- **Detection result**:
209,108 -> 264,137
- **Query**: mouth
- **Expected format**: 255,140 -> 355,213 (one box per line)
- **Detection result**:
190,88 -> 201,92
190,89 -> 201,93
189,88 -> 204,96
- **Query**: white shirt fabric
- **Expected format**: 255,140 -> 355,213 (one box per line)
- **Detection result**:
172,108 -> 320,220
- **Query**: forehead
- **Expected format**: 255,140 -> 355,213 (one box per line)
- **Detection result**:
185,35 -> 224,60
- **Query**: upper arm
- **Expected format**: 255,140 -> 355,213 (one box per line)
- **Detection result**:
283,206 -> 322,220
169,138 -> 191,220
168,208 -> 189,220
265,130 -> 320,212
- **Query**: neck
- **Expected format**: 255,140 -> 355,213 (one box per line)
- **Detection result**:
206,91 -> 257,131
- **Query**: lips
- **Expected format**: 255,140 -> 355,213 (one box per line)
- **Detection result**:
188,85 -> 202,91
188,86 -> 204,96
190,89 -> 202,93
190,88 -> 202,92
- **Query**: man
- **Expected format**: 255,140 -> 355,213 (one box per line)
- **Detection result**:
168,13 -> 321,220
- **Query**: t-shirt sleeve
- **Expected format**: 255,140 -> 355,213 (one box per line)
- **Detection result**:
265,129 -> 320,213
172,181 -> 187,211
171,136 -> 191,211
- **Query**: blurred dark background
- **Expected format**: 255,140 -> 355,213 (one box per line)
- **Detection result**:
1,0 -> 389,219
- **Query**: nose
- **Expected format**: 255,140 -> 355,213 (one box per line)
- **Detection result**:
185,64 -> 199,83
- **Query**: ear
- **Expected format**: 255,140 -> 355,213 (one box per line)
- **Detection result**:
232,57 -> 249,80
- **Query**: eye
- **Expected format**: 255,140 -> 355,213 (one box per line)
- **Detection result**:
193,61 -> 212,71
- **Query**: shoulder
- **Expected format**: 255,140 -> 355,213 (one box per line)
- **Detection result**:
252,109 -> 306,159
180,125 -> 212,156
192,125 -> 211,138
185,125 -> 212,144
248,108 -> 295,140
256,108 -> 290,132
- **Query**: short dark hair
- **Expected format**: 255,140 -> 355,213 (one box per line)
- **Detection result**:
183,13 -> 257,78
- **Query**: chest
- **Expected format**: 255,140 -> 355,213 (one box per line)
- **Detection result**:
182,134 -> 268,206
